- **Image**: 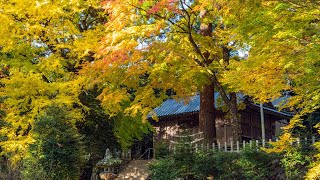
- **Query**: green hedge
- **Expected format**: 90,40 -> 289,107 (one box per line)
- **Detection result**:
149,146 -> 282,180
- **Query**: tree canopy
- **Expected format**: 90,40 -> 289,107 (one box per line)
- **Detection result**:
0,1 -> 152,170
220,0 -> 319,145
0,0 -> 319,179
219,1 -> 319,178
223,0 -> 319,113
0,0 -> 110,162
83,0 -> 253,142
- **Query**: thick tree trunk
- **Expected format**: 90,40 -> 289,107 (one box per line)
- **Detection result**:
199,83 -> 216,144
230,92 -> 241,142
198,12 -> 216,144
187,11 -> 241,142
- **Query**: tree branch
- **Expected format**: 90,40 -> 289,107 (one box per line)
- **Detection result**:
211,74 -> 232,107
129,3 -> 187,33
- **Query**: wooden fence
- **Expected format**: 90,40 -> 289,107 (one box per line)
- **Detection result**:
168,128 -> 204,153
168,131 -> 318,153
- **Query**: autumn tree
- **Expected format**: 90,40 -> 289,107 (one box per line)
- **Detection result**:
0,3 -> 152,175
84,0 -> 246,143
0,0 -> 109,168
220,0 -> 319,143
218,0 -> 319,178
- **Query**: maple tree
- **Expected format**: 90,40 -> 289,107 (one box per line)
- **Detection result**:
219,0 -> 319,178
0,2 -> 151,173
85,0 -> 246,143
0,0 -> 318,177
220,0 -> 319,138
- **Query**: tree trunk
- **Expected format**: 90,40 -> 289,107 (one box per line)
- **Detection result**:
230,92 -> 241,142
188,11 -> 241,143
198,13 -> 216,144
199,83 -> 216,144
222,46 -> 242,142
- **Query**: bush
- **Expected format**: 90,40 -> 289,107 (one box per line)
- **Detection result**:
281,146 -> 313,180
191,151 -> 217,179
149,145 -> 282,180
22,106 -> 86,180
149,157 -> 181,180
154,140 -> 170,159
150,134 -> 196,179
238,146 -> 280,180
191,150 -> 243,179
149,150 -> 242,180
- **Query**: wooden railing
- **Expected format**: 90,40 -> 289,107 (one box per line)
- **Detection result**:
168,132 -> 318,153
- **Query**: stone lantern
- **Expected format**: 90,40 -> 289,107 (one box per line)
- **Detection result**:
92,149 -> 122,180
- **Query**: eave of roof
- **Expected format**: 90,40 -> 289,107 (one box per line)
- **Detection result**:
149,94 -> 292,119
150,95 -> 201,117
250,104 -> 293,118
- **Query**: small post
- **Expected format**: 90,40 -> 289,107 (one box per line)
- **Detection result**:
231,141 -> 233,152
243,140 -> 246,149
236,141 -> 240,152
312,136 -> 315,144
250,140 -> 252,148
305,137 -> 308,145
297,138 -> 300,146
260,103 -> 266,141
268,139 -> 272,148
276,138 -> 279,142
224,142 -> 227,152
256,140 -> 259,147
195,144 -> 198,152
262,139 -> 265,148
218,142 -> 221,151
153,134 -> 156,159
212,143 -> 215,151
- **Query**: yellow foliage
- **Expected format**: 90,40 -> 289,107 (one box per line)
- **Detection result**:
219,0 -> 320,177
306,163 -> 320,180
83,0 -> 246,123
0,0 -> 107,163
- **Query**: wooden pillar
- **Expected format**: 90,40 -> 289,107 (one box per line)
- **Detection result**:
260,103 -> 265,140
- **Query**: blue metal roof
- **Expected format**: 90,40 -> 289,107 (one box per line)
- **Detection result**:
271,96 -> 289,108
152,96 -> 199,117
150,93 -> 292,118
151,93 -> 220,117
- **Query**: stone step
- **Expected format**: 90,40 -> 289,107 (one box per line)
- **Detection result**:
115,159 -> 154,180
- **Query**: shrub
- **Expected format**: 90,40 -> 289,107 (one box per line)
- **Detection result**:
22,106 -> 86,180
212,151 -> 243,180
154,140 -> 170,159
238,146 -> 280,180
281,146 -> 313,180
149,145 -> 283,180
149,150 -> 242,180
149,157 -> 181,180
192,150 -> 243,180
150,134 -> 196,179
191,151 -> 217,179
